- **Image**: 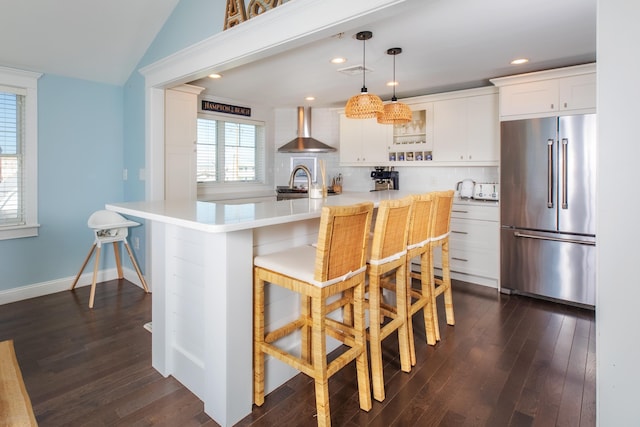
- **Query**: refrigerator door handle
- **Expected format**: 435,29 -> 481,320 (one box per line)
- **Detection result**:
514,231 -> 595,246
561,138 -> 568,209
547,139 -> 554,208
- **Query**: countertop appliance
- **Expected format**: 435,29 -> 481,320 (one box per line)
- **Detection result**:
371,167 -> 399,191
456,179 -> 475,198
473,182 -> 499,201
500,114 -> 596,307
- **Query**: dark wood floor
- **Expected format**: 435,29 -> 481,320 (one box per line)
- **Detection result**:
0,279 -> 595,426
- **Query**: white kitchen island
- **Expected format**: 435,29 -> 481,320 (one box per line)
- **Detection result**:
106,191 -> 407,427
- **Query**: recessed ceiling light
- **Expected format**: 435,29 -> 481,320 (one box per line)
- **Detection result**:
387,81 -> 399,87
331,57 -> 347,64
208,73 -> 222,79
305,96 -> 316,101
510,58 -> 529,65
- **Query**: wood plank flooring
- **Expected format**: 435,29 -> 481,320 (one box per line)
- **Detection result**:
0,279 -> 595,426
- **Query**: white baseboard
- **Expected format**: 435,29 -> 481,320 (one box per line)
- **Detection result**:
0,267 -> 149,306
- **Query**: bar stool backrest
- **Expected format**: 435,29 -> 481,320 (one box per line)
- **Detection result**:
370,197 -> 413,263
408,193 -> 434,251
431,190 -> 455,242
314,202 -> 374,283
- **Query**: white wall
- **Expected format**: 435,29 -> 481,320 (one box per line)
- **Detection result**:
596,0 -> 640,424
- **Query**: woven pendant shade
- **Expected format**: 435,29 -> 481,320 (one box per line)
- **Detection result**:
345,31 -> 383,119
345,91 -> 384,119
377,47 -> 412,124
377,99 -> 412,124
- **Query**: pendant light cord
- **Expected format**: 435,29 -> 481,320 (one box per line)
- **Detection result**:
362,36 -> 367,91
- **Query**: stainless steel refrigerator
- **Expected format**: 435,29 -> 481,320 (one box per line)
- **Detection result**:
500,114 -> 596,307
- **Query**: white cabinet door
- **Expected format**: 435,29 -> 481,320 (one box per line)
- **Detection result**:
466,94 -> 499,162
339,114 -> 391,164
433,97 -> 467,161
499,79 -> 559,117
432,94 -> 499,162
165,85 -> 203,201
559,73 -> 596,111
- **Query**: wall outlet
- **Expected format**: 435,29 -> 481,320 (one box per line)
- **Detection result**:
133,237 -> 140,250
123,168 -> 128,180
139,168 -> 146,181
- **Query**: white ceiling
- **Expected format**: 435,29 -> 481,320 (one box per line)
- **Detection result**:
0,0 -> 596,107
191,0 -> 597,108
0,0 -> 180,85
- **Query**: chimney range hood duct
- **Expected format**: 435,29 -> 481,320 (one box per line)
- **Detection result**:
277,106 -> 337,153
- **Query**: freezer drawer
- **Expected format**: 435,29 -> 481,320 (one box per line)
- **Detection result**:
500,228 -> 595,306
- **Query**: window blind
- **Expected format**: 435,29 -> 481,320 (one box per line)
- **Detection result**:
0,90 -> 24,226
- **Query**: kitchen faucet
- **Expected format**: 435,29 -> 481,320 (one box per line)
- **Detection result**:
288,165 -> 312,193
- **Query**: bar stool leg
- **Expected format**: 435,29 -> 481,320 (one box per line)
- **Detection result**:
311,294 -> 330,426
353,280 -> 372,412
442,240 -> 455,326
253,271 -> 266,407
368,271 -> 385,402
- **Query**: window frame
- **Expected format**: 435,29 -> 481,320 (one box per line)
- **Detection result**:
196,112 -> 266,191
0,66 -> 41,240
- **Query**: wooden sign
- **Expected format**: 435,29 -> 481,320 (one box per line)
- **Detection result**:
224,0 -> 290,30
202,100 -> 251,117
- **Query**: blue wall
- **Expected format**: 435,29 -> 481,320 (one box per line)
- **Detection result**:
0,0 -> 225,293
0,75 -> 124,290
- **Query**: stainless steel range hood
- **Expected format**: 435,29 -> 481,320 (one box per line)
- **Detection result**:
277,106 -> 337,153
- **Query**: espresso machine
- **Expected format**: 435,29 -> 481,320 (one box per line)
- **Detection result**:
370,166 -> 399,191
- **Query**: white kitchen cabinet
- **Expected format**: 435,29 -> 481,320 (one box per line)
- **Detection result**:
426,201 -> 500,288
432,93 -> 499,162
339,114 -> 392,164
491,63 -> 596,120
165,84 -> 204,201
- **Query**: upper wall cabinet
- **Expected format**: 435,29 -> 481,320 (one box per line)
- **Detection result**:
431,93 -> 499,162
339,114 -> 392,165
490,63 -> 596,121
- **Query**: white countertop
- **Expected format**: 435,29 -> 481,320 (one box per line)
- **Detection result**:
106,190 -> 413,233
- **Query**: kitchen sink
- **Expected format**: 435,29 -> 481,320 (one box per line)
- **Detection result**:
275,186 -> 337,200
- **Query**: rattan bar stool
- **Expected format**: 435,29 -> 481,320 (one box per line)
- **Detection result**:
253,202 -> 374,427
429,190 -> 456,341
70,210 -> 149,308
365,196 -> 413,402
405,192 -> 438,366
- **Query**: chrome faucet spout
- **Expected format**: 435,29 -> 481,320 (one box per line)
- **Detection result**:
289,165 -> 312,193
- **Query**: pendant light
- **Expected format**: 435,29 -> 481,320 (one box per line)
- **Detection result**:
377,47 -> 412,124
345,31 -> 383,119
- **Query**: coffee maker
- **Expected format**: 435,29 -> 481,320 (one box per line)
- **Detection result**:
370,166 -> 399,191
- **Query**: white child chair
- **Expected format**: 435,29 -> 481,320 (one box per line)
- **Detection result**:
70,210 -> 150,308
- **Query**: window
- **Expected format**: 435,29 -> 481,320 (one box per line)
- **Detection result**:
196,115 -> 265,184
0,67 -> 41,240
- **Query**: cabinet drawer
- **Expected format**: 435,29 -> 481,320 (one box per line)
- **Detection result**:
449,219 -> 499,250
451,203 -> 499,221
432,246 -> 498,279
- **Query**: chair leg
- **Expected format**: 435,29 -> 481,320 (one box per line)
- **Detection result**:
89,246 -> 101,308
124,241 -> 150,293
395,265 -> 412,374
300,294 -> 312,363
353,279 -> 372,412
113,242 -> 124,279
368,272 -> 385,402
430,245 -> 441,342
421,251 -> 437,346
253,269 -> 266,407
407,262 -> 417,366
311,294 -> 330,426
70,244 -> 96,290
442,240 -> 455,326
